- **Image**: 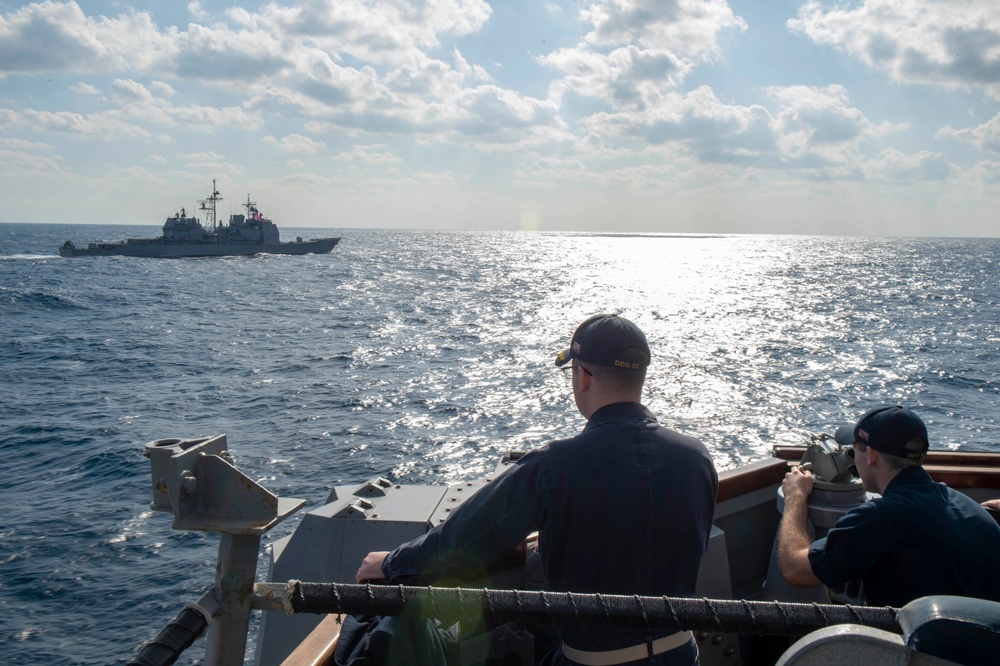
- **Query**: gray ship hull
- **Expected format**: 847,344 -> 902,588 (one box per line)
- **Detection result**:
59,237 -> 340,258
59,180 -> 342,258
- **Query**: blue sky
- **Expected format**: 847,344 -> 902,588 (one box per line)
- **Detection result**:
2,0 -> 999,236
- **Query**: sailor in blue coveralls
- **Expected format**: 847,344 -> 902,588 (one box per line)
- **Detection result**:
356,314 -> 719,665
778,405 -> 1000,607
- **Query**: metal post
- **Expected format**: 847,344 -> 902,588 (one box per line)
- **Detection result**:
142,435 -> 305,666
205,533 -> 262,666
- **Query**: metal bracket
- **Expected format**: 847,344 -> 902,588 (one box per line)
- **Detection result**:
145,434 -> 305,535
143,434 -> 307,666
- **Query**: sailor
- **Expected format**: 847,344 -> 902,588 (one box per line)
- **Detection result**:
355,314 -> 718,665
778,405 -> 1000,607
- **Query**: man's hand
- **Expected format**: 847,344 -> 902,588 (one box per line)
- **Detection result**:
778,465 -> 822,587
782,465 -> 814,501
357,551 -> 390,583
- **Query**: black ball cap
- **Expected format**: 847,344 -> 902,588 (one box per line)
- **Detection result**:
554,314 -> 650,371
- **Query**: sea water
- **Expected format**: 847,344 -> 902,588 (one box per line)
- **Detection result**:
1,223 -> 998,664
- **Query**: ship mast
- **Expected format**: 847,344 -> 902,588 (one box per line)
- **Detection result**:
198,179 -> 223,231
244,194 -> 257,221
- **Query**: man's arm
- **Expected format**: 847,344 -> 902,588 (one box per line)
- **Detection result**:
778,466 -> 823,587
357,451 -> 549,585
356,551 -> 390,583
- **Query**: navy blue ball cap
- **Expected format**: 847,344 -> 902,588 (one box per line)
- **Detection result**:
554,314 -> 650,371
834,405 -> 929,459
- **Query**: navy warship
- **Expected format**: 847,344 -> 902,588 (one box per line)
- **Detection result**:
59,180 -> 340,258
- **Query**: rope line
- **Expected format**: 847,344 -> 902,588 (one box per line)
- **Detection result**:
568,591 -> 585,628
702,597 -> 723,632
740,599 -> 761,637
279,582 -> 901,638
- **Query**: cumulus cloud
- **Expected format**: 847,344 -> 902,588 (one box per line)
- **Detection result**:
69,82 -> 101,96
184,150 -> 241,174
263,133 -> 328,153
582,0 -> 747,56
0,2 -> 520,144
542,0 -> 745,111
0,1 -> 169,74
2,0 -> 994,229
542,45 -> 691,108
18,108 -> 151,139
867,148 -> 956,181
332,144 -> 402,164
0,147 -> 62,175
768,84 -> 902,159
580,82 -> 910,182
788,0 -> 1000,98
0,136 -> 52,150
582,86 -> 777,164
937,114 -> 1000,154
452,47 -> 491,83
104,79 -> 261,131
172,23 -> 292,81
969,160 -> 1000,182
188,1 -> 209,21
260,0 -> 491,65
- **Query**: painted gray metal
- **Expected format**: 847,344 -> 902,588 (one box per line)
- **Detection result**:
59,236 -> 340,257
142,435 -> 305,666
59,180 -> 340,258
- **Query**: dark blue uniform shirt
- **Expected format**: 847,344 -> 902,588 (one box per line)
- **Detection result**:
382,402 -> 718,657
809,465 -> 1000,608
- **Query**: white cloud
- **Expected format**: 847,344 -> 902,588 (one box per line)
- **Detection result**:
263,133 -> 328,153
69,82 -> 101,96
866,148 -> 956,182
188,1 -> 209,21
101,79 -> 261,131
788,0 -> 1000,98
542,45 -> 692,108
937,113 -> 1000,154
183,151 -> 242,174
150,81 -> 176,97
21,108 -> 152,139
768,84 -> 902,159
453,47 -> 491,83
0,136 -> 52,150
0,148 -> 62,175
541,0 -> 745,110
582,0 -> 747,57
0,2 -> 506,142
0,1 -> 169,74
582,86 -> 778,163
331,144 -> 401,164
261,0 -> 492,65
969,160 -> 1000,182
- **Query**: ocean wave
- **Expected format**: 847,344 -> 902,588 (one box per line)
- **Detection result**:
2,226 -> 1000,665
0,288 -> 86,312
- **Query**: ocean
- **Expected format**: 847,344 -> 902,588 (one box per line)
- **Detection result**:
1,223 -> 999,665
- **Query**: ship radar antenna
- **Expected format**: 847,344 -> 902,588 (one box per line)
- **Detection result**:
198,179 -> 223,231
245,194 -> 261,222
